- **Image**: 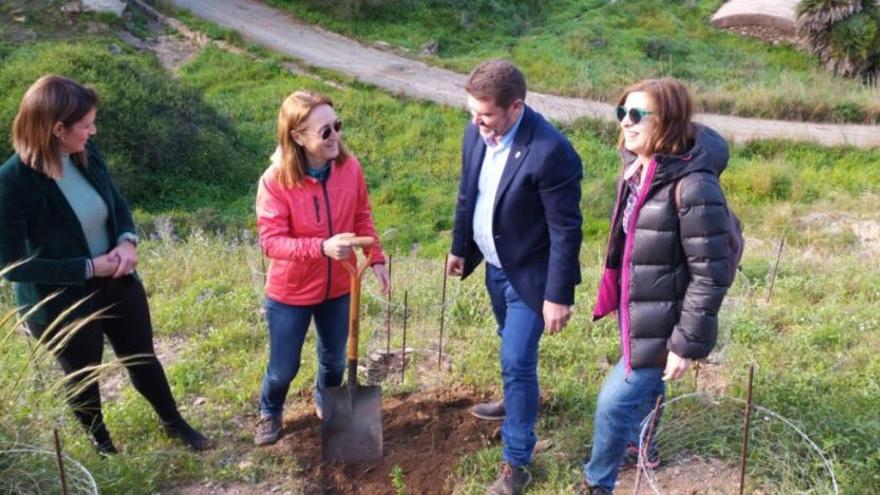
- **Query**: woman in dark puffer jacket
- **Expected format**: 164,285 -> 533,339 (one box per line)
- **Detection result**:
579,78 -> 733,494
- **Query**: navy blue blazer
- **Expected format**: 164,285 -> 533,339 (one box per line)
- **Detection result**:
451,105 -> 583,314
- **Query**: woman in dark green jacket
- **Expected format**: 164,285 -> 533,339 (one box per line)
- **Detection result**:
0,75 -> 209,454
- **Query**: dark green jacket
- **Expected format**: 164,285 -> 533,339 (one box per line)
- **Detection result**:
0,140 -> 136,325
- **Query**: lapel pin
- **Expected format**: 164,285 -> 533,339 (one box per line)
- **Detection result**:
514,150 -> 521,159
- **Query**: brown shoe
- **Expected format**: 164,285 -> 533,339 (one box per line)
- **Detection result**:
470,399 -> 505,421
253,415 -> 281,446
486,462 -> 531,495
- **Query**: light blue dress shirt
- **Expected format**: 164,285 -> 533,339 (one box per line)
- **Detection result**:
472,109 -> 525,268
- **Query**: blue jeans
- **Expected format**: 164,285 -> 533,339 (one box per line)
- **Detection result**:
259,295 -> 350,418
584,359 -> 665,489
485,264 -> 545,467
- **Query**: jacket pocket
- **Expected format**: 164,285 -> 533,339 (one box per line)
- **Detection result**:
312,196 -> 322,224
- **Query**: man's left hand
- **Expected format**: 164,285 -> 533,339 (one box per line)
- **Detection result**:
543,300 -> 572,334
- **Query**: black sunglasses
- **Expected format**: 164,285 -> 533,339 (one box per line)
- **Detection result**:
302,120 -> 343,140
616,106 -> 654,124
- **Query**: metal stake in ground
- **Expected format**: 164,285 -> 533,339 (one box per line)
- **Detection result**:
401,290 -> 408,382
53,429 -> 69,495
438,254 -> 448,369
633,394 -> 664,495
766,237 -> 785,303
739,364 -> 756,495
386,254 -> 392,357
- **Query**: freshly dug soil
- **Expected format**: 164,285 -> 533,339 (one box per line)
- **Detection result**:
266,387 -> 497,494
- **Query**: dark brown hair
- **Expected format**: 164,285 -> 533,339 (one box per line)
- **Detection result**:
274,90 -> 350,188
617,78 -> 695,156
465,59 -> 527,108
12,75 -> 99,178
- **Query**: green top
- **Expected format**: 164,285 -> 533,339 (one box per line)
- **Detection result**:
56,154 -> 110,257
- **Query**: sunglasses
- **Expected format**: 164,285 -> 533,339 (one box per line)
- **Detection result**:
616,106 -> 654,124
301,120 -> 343,140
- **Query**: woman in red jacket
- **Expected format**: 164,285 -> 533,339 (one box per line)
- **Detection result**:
253,90 -> 388,446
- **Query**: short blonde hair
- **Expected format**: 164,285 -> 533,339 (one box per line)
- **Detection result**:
274,90 -> 349,188
12,75 -> 99,178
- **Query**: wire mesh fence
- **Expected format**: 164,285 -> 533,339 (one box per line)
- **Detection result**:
637,392 -> 838,494
0,445 -> 98,495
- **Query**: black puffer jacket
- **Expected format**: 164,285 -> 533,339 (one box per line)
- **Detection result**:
593,124 -> 732,370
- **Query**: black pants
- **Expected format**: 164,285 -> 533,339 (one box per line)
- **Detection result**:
27,276 -> 181,439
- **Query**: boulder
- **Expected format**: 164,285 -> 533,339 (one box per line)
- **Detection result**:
82,0 -> 127,17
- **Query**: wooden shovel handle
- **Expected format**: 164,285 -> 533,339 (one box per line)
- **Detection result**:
341,236 -> 376,380
348,236 -> 374,247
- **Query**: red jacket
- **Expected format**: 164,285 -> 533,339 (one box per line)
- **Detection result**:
256,155 -> 385,306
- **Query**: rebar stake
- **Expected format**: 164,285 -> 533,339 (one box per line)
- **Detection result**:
386,254 -> 392,357
739,364 -> 756,495
438,254 -> 448,369
53,429 -> 69,495
766,238 -> 785,303
633,394 -> 663,495
401,290 -> 408,382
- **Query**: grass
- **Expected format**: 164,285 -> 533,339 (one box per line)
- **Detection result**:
2,1 -> 880,493
263,0 -> 880,124
3,217 -> 879,492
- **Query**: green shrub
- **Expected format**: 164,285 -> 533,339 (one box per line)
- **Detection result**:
0,42 -> 249,209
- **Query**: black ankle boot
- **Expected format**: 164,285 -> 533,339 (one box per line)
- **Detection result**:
91,428 -> 119,455
163,418 -> 210,451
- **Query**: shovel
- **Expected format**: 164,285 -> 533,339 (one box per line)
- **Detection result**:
321,236 -> 383,462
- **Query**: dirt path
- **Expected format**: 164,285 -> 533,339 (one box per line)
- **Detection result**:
162,0 -> 880,148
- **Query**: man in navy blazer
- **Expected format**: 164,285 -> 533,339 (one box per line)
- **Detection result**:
447,60 -> 583,494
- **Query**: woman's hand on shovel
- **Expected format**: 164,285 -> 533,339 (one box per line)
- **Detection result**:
323,232 -> 356,260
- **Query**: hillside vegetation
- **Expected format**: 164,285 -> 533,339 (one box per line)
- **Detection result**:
265,0 -> 880,124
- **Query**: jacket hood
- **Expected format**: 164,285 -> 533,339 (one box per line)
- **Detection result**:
621,123 -> 730,185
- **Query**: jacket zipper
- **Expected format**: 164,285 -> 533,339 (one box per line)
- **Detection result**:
321,178 -> 334,301
619,158 -> 658,374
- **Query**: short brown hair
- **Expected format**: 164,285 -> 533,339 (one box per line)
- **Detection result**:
616,78 -> 695,156
12,75 -> 99,178
275,90 -> 350,188
465,59 -> 527,108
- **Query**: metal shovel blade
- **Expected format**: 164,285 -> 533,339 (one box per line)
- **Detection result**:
321,384 -> 383,462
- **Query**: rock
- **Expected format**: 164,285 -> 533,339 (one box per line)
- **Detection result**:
61,2 -> 82,14
108,43 -> 123,56
421,40 -> 439,56
372,41 -> 392,51
194,396 -> 207,406
82,0 -> 127,17
591,38 -> 608,49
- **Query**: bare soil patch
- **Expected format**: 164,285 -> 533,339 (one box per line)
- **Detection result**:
616,455 -> 741,494
264,387 -> 495,494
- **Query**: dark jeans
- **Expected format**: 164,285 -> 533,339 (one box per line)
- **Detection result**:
258,294 -> 350,418
485,264 -> 545,467
27,276 -> 181,440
